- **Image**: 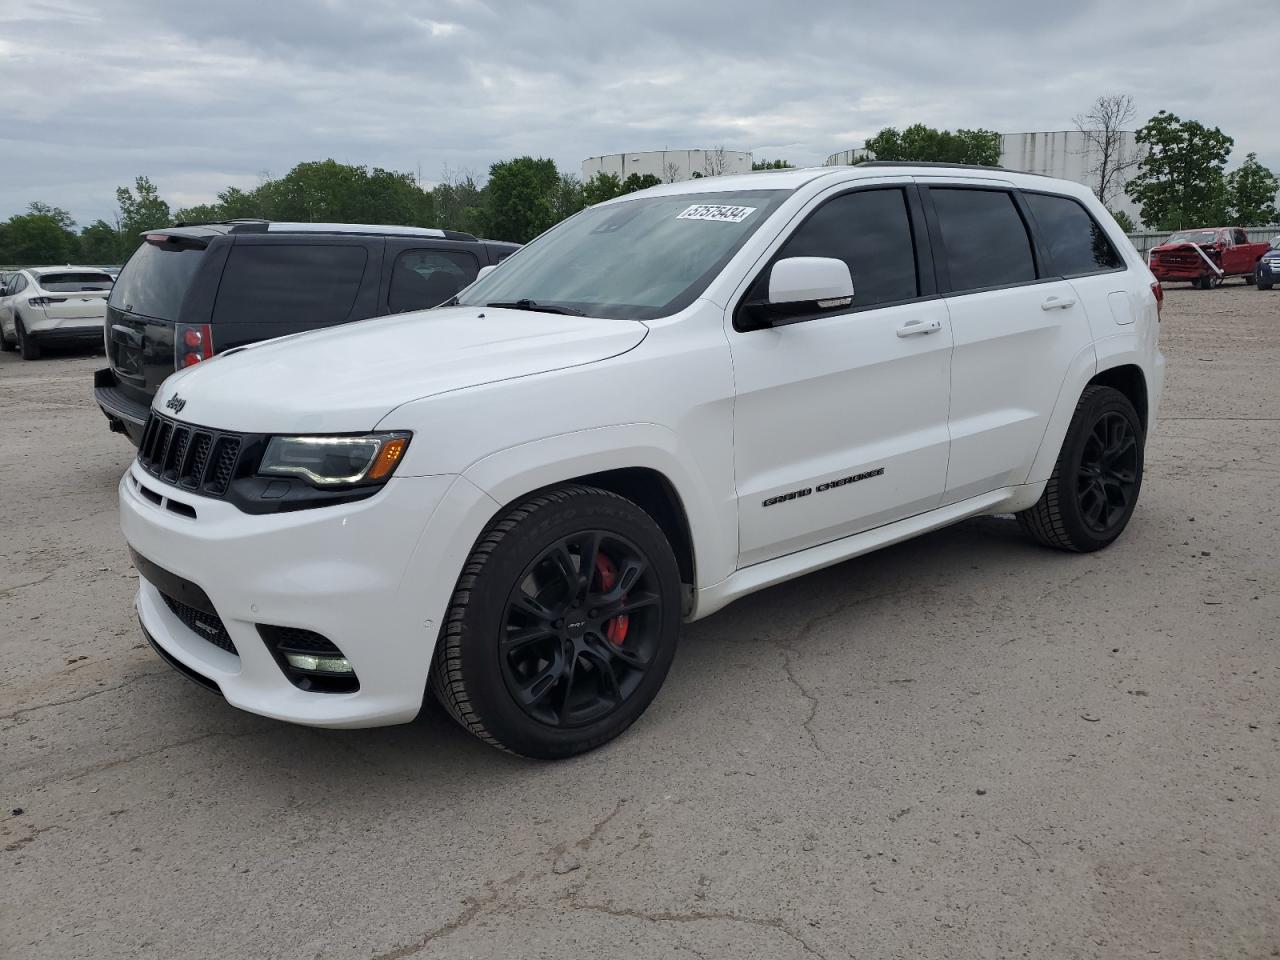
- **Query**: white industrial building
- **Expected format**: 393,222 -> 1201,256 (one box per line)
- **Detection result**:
581,149 -> 753,184
826,131 -> 1146,225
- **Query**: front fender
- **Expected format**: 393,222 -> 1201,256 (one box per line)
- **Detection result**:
461,423 -> 736,590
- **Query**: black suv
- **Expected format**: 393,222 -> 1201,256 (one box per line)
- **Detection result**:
94,221 -> 518,444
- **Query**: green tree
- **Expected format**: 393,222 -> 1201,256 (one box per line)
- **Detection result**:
79,219 -> 125,263
583,172 -> 624,206
116,176 -> 172,238
752,159 -> 794,170
1109,209 -> 1136,233
431,169 -> 486,234
621,173 -> 662,193
862,124 -> 1002,166
0,207 -> 78,264
26,202 -> 76,232
551,173 -> 585,221
1226,153 -> 1278,226
1126,111 -> 1233,230
480,156 -> 561,242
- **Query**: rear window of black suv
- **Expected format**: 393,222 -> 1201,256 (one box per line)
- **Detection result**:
210,244 -> 368,326
109,241 -> 205,321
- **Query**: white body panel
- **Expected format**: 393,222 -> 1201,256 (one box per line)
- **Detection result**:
118,166 -> 1164,728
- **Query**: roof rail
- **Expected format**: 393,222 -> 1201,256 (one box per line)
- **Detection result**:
166,220 -> 479,241
854,160 -> 1052,178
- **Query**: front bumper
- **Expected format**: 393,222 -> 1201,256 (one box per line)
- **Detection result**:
120,461 -> 498,728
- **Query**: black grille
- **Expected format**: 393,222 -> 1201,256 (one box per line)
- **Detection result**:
138,412 -> 246,498
161,592 -> 238,655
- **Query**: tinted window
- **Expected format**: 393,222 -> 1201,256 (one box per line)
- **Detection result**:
930,189 -> 1036,292
1232,229 -> 1248,245
388,249 -> 478,313
212,244 -> 367,325
38,272 -> 114,292
109,242 -> 205,321
1024,193 -> 1123,276
771,188 -> 918,309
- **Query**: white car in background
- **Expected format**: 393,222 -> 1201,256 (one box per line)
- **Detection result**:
0,266 -> 115,359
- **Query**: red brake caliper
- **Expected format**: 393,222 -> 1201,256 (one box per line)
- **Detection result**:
594,554 -> 629,646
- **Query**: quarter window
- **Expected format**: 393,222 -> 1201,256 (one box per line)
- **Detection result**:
930,189 -> 1036,293
1024,193 -> 1123,276
388,249 -> 479,313
212,244 -> 367,326
769,188 -> 919,310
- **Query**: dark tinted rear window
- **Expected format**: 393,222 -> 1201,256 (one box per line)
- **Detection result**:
38,272 -> 114,291
212,244 -> 367,325
109,243 -> 205,320
1024,193 -> 1123,276
388,248 -> 478,313
930,188 -> 1036,293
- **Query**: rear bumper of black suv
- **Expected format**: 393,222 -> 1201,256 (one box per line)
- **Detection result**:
94,367 -> 149,445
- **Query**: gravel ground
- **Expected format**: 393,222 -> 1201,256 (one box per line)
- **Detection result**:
2,283 -> 1277,960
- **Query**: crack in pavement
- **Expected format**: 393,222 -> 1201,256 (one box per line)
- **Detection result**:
0,669 -> 169,724
560,899 -> 834,960
29,728 -> 267,788
369,801 -> 630,958
0,569 -> 59,599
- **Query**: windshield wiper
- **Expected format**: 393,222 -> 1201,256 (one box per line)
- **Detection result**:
486,299 -> 583,316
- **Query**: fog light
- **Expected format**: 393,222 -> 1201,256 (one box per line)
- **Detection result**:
284,653 -> 354,674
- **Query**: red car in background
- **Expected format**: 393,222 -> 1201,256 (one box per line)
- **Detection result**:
1148,227 -> 1271,289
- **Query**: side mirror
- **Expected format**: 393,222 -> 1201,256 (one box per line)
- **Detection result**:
768,256 -> 853,308
476,264 -> 498,281
742,257 -> 853,329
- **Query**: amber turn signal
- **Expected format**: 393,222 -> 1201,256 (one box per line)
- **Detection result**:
367,437 -> 409,480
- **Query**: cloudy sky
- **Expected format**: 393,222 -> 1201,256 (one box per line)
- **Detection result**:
1,0 -> 1274,226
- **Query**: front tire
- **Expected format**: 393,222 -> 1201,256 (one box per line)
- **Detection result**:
16,318 -> 40,360
0,323 -> 14,352
1018,386 -> 1144,552
431,485 -> 682,758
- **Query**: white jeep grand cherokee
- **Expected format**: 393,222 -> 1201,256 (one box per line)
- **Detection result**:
120,164 -> 1165,758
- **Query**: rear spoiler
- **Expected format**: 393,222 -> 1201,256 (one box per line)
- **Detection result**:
143,232 -> 211,250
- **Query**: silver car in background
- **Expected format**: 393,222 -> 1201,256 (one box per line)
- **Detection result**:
0,266 -> 114,359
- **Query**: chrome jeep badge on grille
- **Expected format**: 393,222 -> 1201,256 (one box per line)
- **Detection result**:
165,394 -> 186,414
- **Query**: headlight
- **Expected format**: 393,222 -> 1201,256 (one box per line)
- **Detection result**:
258,433 -> 411,487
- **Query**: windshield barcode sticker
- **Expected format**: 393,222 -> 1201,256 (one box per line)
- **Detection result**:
677,204 -> 756,223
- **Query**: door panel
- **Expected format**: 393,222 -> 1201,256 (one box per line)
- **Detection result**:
730,299 -> 953,566
942,281 -> 1089,501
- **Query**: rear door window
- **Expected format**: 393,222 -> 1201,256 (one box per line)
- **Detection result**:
110,242 -> 206,320
388,249 -> 479,313
929,188 -> 1037,293
1023,193 -> 1123,276
212,244 -> 368,325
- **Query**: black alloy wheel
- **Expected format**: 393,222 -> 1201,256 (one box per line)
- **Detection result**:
1075,412 -> 1139,535
431,485 -> 682,758
1019,385 -> 1145,552
499,530 -> 660,728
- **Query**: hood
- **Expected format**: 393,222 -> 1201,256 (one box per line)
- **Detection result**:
157,306 -> 648,433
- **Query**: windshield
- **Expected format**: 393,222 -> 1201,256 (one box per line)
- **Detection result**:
1164,230 -> 1219,246
38,272 -> 114,292
456,189 -> 789,320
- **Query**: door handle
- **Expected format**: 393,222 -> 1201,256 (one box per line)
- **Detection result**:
896,318 -> 943,338
1041,296 -> 1076,311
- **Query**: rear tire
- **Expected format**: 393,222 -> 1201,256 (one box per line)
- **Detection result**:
0,324 -> 14,352
16,319 -> 40,360
1194,276 -> 1212,290
1018,386 -> 1144,553
1243,273 -> 1255,285
430,485 -> 682,759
